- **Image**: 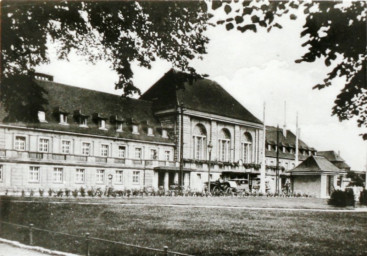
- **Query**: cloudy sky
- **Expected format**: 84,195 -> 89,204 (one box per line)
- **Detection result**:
36,4 -> 367,170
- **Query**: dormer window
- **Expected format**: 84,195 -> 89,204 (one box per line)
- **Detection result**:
162,129 -> 168,138
132,125 -> 139,134
59,113 -> 68,125
38,111 -> 47,123
282,147 -> 286,153
148,127 -> 153,136
99,119 -> 107,130
116,122 -> 123,132
267,144 -> 271,151
80,117 -> 88,127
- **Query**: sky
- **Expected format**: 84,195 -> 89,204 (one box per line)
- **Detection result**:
36,3 -> 367,171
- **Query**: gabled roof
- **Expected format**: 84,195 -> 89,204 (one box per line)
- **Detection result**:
140,69 -> 262,124
0,79 -> 173,143
317,151 -> 351,170
288,155 -> 343,175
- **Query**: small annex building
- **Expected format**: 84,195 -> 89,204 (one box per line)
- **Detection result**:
288,155 -> 345,198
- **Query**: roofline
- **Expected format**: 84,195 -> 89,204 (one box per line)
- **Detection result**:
0,124 -> 175,146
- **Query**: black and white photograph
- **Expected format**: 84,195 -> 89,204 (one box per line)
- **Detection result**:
0,0 -> 366,255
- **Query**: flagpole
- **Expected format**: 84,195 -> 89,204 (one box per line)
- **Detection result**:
260,102 -> 266,194
295,112 -> 299,166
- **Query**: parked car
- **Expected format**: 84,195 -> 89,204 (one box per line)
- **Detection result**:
228,179 -> 250,192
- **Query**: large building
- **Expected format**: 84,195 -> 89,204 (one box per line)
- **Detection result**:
0,70 -> 266,193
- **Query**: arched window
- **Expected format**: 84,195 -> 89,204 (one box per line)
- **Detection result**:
193,124 -> 207,160
219,129 -> 231,162
242,132 -> 253,163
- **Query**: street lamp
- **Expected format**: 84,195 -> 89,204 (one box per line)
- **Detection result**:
207,141 -> 213,194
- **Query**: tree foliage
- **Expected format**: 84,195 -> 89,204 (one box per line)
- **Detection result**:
213,0 -> 366,136
1,0 -> 209,95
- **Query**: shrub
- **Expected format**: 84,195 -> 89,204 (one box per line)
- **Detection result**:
39,189 -> 44,197
48,189 -> 53,197
72,189 -> 78,198
29,190 -> 34,197
57,189 -> 64,197
87,189 -> 95,197
79,187 -> 86,197
5,189 -> 8,196
360,189 -> 367,205
96,188 -> 103,197
328,189 -> 355,207
21,190 -> 25,197
65,189 -> 71,197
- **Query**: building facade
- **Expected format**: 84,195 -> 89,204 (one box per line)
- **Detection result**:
0,70 -> 265,193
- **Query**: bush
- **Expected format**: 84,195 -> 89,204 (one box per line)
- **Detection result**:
328,189 -> 355,207
87,189 -> 95,197
72,189 -> 78,198
65,189 -> 71,197
79,187 -> 86,197
30,190 -> 34,197
57,189 -> 64,197
48,189 -> 53,197
360,189 -> 367,205
39,189 -> 44,197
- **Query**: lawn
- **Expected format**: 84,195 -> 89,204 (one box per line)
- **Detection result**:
0,197 -> 366,256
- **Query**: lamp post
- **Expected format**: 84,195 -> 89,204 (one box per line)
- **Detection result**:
207,141 -> 213,194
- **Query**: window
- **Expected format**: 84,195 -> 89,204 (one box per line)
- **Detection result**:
0,165 -> 3,182
99,119 -> 107,130
59,114 -> 68,125
219,129 -> 231,162
15,136 -> 26,150
132,125 -> 139,134
101,144 -> 109,157
53,168 -> 63,183
132,171 -> 140,184
193,124 -> 207,160
82,142 -> 90,155
116,170 -> 123,183
197,173 -> 201,180
75,169 -> 85,183
242,132 -> 252,163
282,147 -> 286,153
96,169 -> 105,183
150,149 -> 157,160
29,166 -> 40,182
165,151 -> 171,161
38,111 -> 46,122
135,148 -> 142,159
61,140 -> 71,154
80,117 -> 88,127
162,129 -> 168,138
116,122 -> 123,132
148,127 -> 153,136
39,138 -> 49,152
285,162 -> 289,170
118,146 -> 126,158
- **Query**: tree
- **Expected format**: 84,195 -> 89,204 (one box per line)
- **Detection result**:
1,1 -> 209,94
212,0 -> 366,137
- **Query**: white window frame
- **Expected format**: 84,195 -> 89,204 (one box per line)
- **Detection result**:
162,129 -> 168,138
38,138 -> 49,153
132,171 -> 140,184
38,111 -> 47,123
96,169 -> 105,184
61,140 -> 71,154
29,166 -> 40,182
219,139 -> 230,162
75,168 -> 85,183
148,127 -> 154,136
82,142 -> 91,156
99,119 -> 107,130
267,144 -> 271,151
193,135 -> 206,160
165,150 -> 171,161
79,117 -> 88,128
116,122 -> 123,132
59,114 -> 68,125
100,144 -> 109,157
53,167 -> 63,183
115,170 -> 123,184
132,125 -> 139,134
14,135 -> 26,151
135,147 -> 142,159
118,146 -> 126,158
242,142 -> 252,164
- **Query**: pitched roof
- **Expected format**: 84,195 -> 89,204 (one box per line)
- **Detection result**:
316,151 -> 351,170
0,79 -> 173,143
140,69 -> 262,124
266,126 -> 313,149
288,155 -> 343,175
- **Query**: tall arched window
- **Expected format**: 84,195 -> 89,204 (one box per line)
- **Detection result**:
219,129 -> 231,162
193,124 -> 207,160
242,132 -> 253,163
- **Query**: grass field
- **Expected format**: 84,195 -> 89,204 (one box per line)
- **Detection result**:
1,197 -> 366,256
